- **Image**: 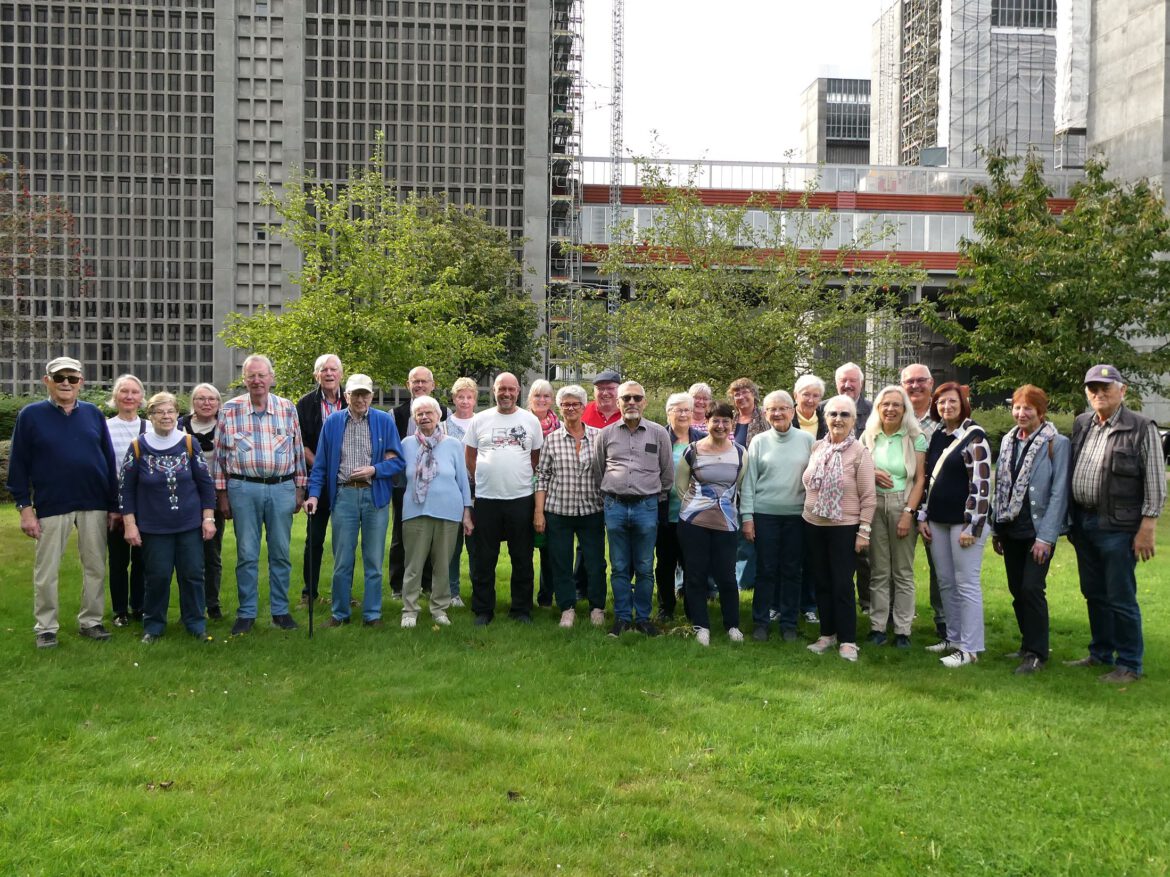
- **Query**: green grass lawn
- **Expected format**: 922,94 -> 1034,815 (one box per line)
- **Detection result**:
1,503 -> 1168,876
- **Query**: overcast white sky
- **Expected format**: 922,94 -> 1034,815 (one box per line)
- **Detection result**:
580,0 -> 892,162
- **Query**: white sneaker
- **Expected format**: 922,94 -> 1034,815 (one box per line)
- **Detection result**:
559,608 -> 576,628
804,610 -> 819,624
768,609 -> 781,622
727,627 -> 744,643
941,650 -> 978,668
839,642 -> 859,662
590,608 -> 605,627
807,635 -> 837,654
401,615 -> 417,629
432,613 -> 451,626
450,596 -> 465,608
925,640 -> 953,653
695,628 -> 711,647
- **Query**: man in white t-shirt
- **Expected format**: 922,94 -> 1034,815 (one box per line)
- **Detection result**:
463,372 -> 543,625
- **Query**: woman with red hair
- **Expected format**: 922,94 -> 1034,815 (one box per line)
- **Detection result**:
991,385 -> 1070,674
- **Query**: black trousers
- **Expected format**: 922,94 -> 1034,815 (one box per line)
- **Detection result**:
471,495 -> 535,620
855,549 -> 871,611
301,488 -> 330,599
108,525 -> 144,616
805,522 -> 859,644
1000,535 -> 1052,660
654,520 -> 681,617
678,521 -> 739,632
204,510 -> 225,611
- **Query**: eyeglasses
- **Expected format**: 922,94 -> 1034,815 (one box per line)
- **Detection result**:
50,374 -> 81,384
192,396 -> 218,404
620,394 -> 644,403
902,377 -> 931,386
826,411 -> 852,419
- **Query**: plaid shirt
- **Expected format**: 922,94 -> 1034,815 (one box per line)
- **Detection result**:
212,393 -> 307,489
1072,406 -> 1164,517
535,424 -> 603,516
338,411 -> 372,483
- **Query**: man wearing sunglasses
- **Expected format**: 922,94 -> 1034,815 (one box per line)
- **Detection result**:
8,356 -> 119,649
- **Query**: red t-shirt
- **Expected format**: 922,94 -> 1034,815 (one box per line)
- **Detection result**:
581,402 -> 621,429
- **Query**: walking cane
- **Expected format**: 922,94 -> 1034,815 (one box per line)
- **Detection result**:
306,504 -> 317,639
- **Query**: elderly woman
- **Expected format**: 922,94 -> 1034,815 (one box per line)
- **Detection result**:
741,390 -> 814,642
534,385 -> 606,628
676,402 -> 747,645
528,378 -> 561,607
180,383 -> 226,621
992,385 -> 1070,674
804,395 -> 876,662
107,373 -> 146,627
793,374 -> 827,439
860,385 -> 926,648
400,395 -> 474,627
688,382 -> 714,435
655,392 -> 706,622
119,393 -> 217,643
918,382 -> 992,668
445,376 -> 479,608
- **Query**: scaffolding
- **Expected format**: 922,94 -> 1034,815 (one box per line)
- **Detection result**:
899,0 -> 942,166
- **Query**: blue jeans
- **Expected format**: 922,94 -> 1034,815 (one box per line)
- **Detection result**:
141,528 -> 206,637
752,513 -> 804,629
330,485 -> 390,623
1072,511 -> 1143,674
604,495 -> 658,623
228,478 -> 296,620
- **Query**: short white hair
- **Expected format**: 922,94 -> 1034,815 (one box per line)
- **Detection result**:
313,354 -> 342,375
241,354 -> 274,376
835,362 -> 864,383
618,380 -> 644,397
527,379 -> 554,404
763,390 -> 794,409
411,395 -> 442,416
556,384 -> 588,406
187,383 -> 221,414
822,394 -> 857,418
687,382 -> 713,399
794,374 -> 825,396
665,392 -> 693,413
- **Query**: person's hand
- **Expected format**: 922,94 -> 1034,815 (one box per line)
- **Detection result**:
123,523 -> 142,547
108,512 -> 121,532
1031,539 -> 1052,565
19,506 -> 41,540
350,465 -> 376,481
896,510 -> 912,539
1134,519 -> 1157,562
958,532 -> 976,549
874,467 -> 894,490
201,517 -> 217,542
855,534 -> 869,555
742,519 -> 756,543
294,487 -> 305,514
463,509 -> 475,536
917,520 -> 932,544
992,536 -> 1004,556
303,497 -> 318,515
533,510 -> 546,534
217,490 -> 232,520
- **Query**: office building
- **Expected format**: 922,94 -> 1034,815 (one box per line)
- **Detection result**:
799,77 -> 871,165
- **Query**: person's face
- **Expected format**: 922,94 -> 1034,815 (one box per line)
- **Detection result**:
529,388 -> 553,416
453,388 -> 477,417
1085,381 -> 1125,420
692,393 -> 710,419
316,358 -> 342,393
707,413 -> 733,441
731,386 -> 755,412
594,381 -> 618,411
935,390 -> 963,427
901,367 -> 933,408
796,385 -> 822,413
667,403 -> 693,432
192,389 -> 220,419
413,402 -> 440,434
836,368 -> 861,400
115,381 -> 143,415
409,369 -> 435,398
149,402 -> 179,434
45,370 -> 83,406
243,363 -> 274,399
878,391 -> 905,429
824,402 -> 855,441
348,390 -> 372,418
557,395 -> 584,424
765,400 -> 793,432
494,376 -> 520,413
1012,401 -> 1042,433
619,384 -> 646,422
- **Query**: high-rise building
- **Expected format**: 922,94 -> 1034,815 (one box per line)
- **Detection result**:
798,77 -> 871,165
0,0 -> 569,395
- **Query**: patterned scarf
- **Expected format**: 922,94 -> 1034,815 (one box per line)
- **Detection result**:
994,420 -> 1056,524
412,430 -> 443,505
808,434 -> 856,521
538,409 -> 561,438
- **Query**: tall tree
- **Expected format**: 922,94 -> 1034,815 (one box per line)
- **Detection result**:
920,150 -> 1170,412
222,138 -> 537,396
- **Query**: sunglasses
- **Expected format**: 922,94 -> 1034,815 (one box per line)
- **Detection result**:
50,374 -> 81,384
826,411 -> 852,419
620,394 -> 644,403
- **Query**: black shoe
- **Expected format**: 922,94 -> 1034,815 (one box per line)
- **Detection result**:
1015,654 -> 1045,675
866,630 -> 887,646
206,606 -> 223,621
894,634 -> 912,649
512,614 -> 533,625
230,617 -> 255,636
780,628 -> 799,643
112,613 -> 130,628
634,620 -> 660,637
752,624 -> 769,642
36,632 -> 58,649
536,598 -> 553,609
79,624 -> 112,641
271,614 -> 299,631
130,611 -> 145,623
654,610 -> 674,624
473,614 -> 491,626
608,619 -> 630,637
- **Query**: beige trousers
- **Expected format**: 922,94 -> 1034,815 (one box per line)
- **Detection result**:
33,510 -> 108,634
868,491 -> 918,636
402,516 -> 459,618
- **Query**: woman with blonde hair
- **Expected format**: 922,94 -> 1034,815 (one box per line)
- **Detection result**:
106,373 -> 146,627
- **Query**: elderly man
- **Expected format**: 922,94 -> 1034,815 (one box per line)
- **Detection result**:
1065,364 -> 1165,683
296,354 -> 346,606
594,380 -> 674,637
582,369 -> 622,428
464,372 -> 543,624
388,365 -> 450,599
213,354 -> 308,635
305,374 -> 403,627
900,362 -> 945,637
8,356 -> 117,648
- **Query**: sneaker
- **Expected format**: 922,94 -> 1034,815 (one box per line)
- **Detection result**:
1015,654 -> 1044,675
230,617 -> 255,636
391,590 -> 403,601
432,613 -> 451,627
635,620 -> 661,637
695,628 -> 711,647
866,630 -> 887,646
807,635 -> 837,654
112,613 -> 130,628
839,642 -> 859,662
401,616 -> 417,629
768,609 -> 781,622
780,628 -> 799,643
322,617 -> 349,628
559,609 -> 576,628
590,608 -> 606,627
893,634 -> 912,649
271,614 -> 298,631
752,624 -> 769,642
207,607 -> 223,621
79,624 -> 112,641
608,619 -> 630,637
727,627 -> 744,643
362,619 -> 384,628
141,633 -> 161,644
941,650 -> 978,668
473,614 -> 491,626
1064,655 -> 1106,668
36,632 -> 58,649
1100,667 -> 1140,684
925,640 -> 953,653
450,596 -> 465,608
804,610 -> 819,624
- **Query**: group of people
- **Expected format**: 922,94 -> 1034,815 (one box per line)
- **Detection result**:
8,354 -> 1163,683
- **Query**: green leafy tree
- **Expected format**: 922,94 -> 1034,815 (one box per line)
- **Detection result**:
919,150 -> 1170,412
576,160 -> 924,393
222,138 -> 537,396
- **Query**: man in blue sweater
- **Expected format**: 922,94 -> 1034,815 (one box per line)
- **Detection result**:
8,356 -> 118,649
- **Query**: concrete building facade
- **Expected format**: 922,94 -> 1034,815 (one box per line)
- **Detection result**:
799,77 -> 871,165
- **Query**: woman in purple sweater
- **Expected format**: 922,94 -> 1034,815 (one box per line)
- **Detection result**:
119,393 -> 217,643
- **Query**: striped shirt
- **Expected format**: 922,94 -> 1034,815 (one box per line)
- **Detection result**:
212,393 -> 307,489
1071,407 -> 1165,517
535,424 -> 603,516
338,411 -> 372,484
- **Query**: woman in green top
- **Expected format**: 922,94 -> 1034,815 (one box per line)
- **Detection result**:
860,385 -> 927,647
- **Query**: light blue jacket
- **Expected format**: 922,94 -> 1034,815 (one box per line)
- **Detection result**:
993,429 -> 1070,546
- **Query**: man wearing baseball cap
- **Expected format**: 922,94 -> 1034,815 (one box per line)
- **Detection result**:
582,369 -> 622,429
1065,364 -> 1165,683
7,356 -> 118,648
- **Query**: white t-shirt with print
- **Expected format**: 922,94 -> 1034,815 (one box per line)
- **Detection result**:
463,407 -> 543,500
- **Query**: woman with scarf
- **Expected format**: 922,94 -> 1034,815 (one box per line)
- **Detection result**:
917,382 -> 993,668
119,392 -> 216,643
803,395 -> 876,662
400,395 -> 474,628
991,385 -> 1069,674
